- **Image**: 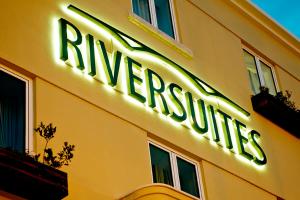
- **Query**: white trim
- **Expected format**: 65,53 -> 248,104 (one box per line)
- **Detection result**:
171,153 -> 180,188
148,0 -> 158,28
168,0 -> 179,41
195,161 -> 206,200
271,66 -> 280,92
148,140 -> 203,199
27,78 -> 33,153
254,57 -> 265,87
0,65 -> 33,153
147,140 -> 155,183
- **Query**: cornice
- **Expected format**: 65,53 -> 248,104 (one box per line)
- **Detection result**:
229,0 -> 300,56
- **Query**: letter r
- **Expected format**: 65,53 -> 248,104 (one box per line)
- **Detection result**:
59,18 -> 85,70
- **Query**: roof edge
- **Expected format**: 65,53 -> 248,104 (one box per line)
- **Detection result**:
228,0 -> 300,56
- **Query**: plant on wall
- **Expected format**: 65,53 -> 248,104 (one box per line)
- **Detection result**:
33,122 -> 75,168
253,87 -> 300,138
259,86 -> 300,113
0,122 -> 72,199
259,86 -> 269,94
275,90 -> 300,113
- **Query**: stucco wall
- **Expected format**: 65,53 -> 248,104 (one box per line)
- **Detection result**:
0,0 -> 299,199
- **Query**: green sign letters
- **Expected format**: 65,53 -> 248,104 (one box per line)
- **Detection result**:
56,5 -> 267,167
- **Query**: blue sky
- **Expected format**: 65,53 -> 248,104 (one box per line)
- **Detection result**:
251,0 -> 300,39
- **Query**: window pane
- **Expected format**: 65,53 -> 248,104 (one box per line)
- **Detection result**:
0,70 -> 25,153
260,61 -> 277,96
154,0 -> 175,38
149,144 -> 174,186
243,50 -> 261,94
132,0 -> 151,23
177,157 -> 200,198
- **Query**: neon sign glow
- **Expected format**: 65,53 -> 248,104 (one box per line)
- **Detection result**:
54,5 -> 267,169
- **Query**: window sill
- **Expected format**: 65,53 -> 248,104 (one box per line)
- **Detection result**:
119,183 -> 200,200
128,13 -> 194,59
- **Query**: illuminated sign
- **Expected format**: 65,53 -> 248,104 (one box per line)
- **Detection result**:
55,5 -> 267,168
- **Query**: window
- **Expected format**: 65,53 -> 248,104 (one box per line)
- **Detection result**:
243,49 -> 278,96
149,143 -> 202,198
132,0 -> 177,39
0,67 -> 32,153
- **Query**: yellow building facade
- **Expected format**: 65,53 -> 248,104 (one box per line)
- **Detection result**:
0,0 -> 299,200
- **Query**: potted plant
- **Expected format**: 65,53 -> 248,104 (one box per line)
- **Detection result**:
0,122 -> 75,200
251,87 -> 300,138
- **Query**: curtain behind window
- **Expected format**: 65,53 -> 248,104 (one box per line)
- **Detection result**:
0,70 -> 25,153
260,61 -> 277,96
150,144 -> 174,186
133,0 -> 152,23
243,50 -> 261,94
177,157 -> 200,197
154,0 -> 174,38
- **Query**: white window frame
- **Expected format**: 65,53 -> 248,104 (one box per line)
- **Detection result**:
0,65 -> 33,153
131,0 -> 179,41
243,47 -> 280,94
148,140 -> 205,199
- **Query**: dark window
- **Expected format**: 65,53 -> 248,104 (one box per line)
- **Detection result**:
149,143 -> 201,198
132,0 -> 151,23
154,0 -> 175,38
150,143 -> 174,186
177,156 -> 200,197
132,0 -> 176,39
0,70 -> 26,152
